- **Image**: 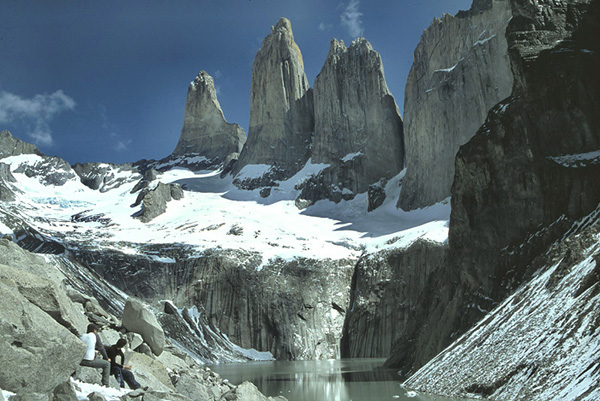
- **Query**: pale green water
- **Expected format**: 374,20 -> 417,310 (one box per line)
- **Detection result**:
208,358 -> 470,401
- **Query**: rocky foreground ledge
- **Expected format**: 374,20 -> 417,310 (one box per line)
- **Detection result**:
0,239 -> 284,401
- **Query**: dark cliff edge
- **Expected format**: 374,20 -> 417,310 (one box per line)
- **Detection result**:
385,0 -> 600,379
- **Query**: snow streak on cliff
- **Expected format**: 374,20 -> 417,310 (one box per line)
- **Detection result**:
405,205 -> 600,401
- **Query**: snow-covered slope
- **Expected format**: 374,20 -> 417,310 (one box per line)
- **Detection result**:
0,154 -> 449,265
0,153 -> 450,362
404,205 -> 600,400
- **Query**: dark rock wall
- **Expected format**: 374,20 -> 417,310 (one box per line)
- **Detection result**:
341,240 -> 447,361
386,0 -> 600,376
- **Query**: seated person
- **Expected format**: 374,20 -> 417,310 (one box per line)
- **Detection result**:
106,338 -> 146,390
79,324 -> 110,387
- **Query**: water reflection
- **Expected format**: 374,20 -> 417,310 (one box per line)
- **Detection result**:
208,358 -> 465,401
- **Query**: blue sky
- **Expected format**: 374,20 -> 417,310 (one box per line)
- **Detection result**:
0,0 -> 472,165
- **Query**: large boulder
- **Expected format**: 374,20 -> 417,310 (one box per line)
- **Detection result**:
171,71 -> 246,164
234,382 -> 286,401
0,238 -> 65,284
0,282 -> 86,393
133,182 -> 183,223
0,263 -> 88,336
122,298 -> 165,356
127,353 -> 174,392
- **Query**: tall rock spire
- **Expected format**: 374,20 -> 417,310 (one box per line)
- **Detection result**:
232,18 -> 314,185
172,71 -> 246,164
298,37 -> 403,204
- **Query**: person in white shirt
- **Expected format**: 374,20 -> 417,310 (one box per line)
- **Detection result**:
79,323 -> 110,386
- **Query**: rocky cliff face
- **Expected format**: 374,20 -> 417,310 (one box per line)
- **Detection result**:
172,71 -> 246,166
386,0 -> 600,380
398,0 -> 513,210
0,130 -> 42,158
0,239 -> 280,401
405,208 -> 600,401
297,38 -> 404,204
71,245 -> 355,361
233,18 -> 314,185
450,0 -> 600,300
341,240 -> 447,360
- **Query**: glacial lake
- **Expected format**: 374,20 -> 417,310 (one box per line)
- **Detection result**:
208,358 -> 474,401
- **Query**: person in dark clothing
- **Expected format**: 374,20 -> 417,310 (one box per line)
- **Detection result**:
94,330 -> 109,361
106,339 -> 146,390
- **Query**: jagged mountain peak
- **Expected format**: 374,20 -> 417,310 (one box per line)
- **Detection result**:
327,37 -> 373,59
190,70 -> 216,91
273,17 -> 292,33
231,17 -> 313,184
0,130 -> 43,159
170,68 -> 246,166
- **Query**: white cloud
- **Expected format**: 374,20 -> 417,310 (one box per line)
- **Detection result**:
114,139 -> 132,152
319,22 -> 333,32
110,133 -> 132,152
340,0 -> 364,38
0,90 -> 76,146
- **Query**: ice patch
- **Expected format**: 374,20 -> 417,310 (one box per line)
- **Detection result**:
434,58 -> 464,73
548,150 -> 600,168
235,164 -> 272,180
72,378 -> 129,401
474,34 -> 496,46
2,389 -> 15,401
341,152 -> 363,162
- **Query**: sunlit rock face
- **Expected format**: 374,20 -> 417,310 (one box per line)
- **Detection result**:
172,71 -> 246,164
398,0 -> 513,210
297,38 -> 404,205
233,18 -> 314,186
72,245 -> 356,361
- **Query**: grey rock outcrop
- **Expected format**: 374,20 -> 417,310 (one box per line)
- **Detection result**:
0,263 -> 88,336
0,282 -> 86,394
0,130 -> 42,159
232,18 -> 314,186
0,238 -> 66,285
0,162 -> 18,201
122,298 -> 166,356
133,182 -> 184,223
72,162 -> 139,192
13,155 -> 77,186
405,216 -> 600,400
158,302 -> 251,363
71,246 -> 355,361
299,38 -> 403,204
398,0 -> 513,210
172,71 -> 246,165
